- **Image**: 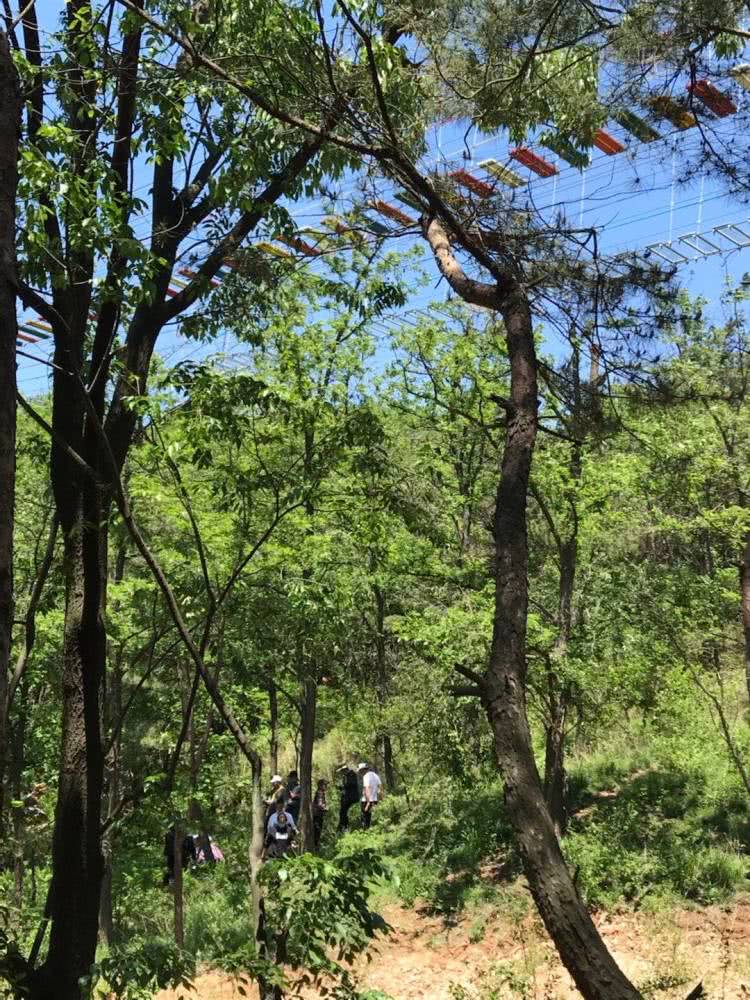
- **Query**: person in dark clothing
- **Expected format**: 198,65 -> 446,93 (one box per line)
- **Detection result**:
163,824 -> 196,885
337,765 -> 360,833
286,770 -> 301,824
263,808 -> 296,860
312,778 -> 329,848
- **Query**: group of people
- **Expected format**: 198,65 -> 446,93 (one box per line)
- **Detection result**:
262,761 -> 382,860
163,826 -> 225,885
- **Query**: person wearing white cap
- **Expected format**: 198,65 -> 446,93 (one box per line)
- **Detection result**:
358,763 -> 382,830
264,774 -> 287,825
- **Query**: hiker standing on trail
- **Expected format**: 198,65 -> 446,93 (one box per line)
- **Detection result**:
267,798 -> 298,836
312,778 -> 329,848
359,763 -> 382,830
286,769 -> 302,824
337,764 -> 360,832
264,774 -> 287,824
263,807 -> 297,860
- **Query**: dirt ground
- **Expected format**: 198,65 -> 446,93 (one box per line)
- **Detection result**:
156,897 -> 750,999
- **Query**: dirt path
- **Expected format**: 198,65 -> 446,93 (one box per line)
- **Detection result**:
157,897 -> 750,999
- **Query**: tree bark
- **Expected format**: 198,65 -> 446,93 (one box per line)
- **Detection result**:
543,687 -> 567,838
740,530 -> 750,706
100,541 -> 126,945
11,700 -> 26,912
543,529 -> 576,838
298,677 -> 316,851
173,819 -> 184,949
373,581 -> 396,790
541,343 -> 586,838
30,502 -> 107,1000
484,283 -> 643,1000
0,30 -> 20,840
269,681 -> 279,776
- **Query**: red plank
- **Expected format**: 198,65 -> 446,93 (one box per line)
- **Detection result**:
593,129 -> 626,155
277,235 -> 322,257
510,147 -> 558,177
449,169 -> 495,198
688,80 -> 737,117
370,199 -> 416,226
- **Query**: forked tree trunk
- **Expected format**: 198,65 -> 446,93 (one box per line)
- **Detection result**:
0,31 -> 20,839
484,283 -> 642,1000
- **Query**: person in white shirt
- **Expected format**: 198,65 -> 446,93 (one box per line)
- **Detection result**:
358,762 -> 382,830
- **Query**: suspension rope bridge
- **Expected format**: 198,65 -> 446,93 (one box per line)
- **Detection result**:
16,67 -> 750,385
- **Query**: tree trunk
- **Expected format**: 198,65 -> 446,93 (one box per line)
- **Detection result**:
0,31 -> 20,840
542,342 -> 585,838
99,660 -> 121,946
373,581 -> 396,790
544,529 -> 577,837
248,758 -> 265,938
30,502 -> 107,1000
543,688 -> 567,838
269,681 -> 279,776
483,284 -> 642,1000
99,540 -> 125,946
173,820 -> 184,949
11,698 -> 27,913
298,677 -> 316,851
740,530 -> 750,706
249,757 -> 281,999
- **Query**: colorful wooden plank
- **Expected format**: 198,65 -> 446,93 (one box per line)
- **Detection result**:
369,200 -> 415,226
540,133 -> 590,168
395,191 -> 424,212
255,241 -> 293,259
27,319 -> 53,336
449,169 -> 495,198
510,147 -> 558,178
276,235 -> 322,257
614,110 -> 661,143
730,64 -> 750,92
360,215 -> 391,236
688,80 -> 737,117
321,216 -> 365,246
649,95 -> 696,130
593,129 -> 626,154
479,159 -> 526,188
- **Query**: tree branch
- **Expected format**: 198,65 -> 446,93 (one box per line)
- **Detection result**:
449,685 -> 483,698
8,514 -> 58,707
454,662 -> 485,687
421,217 -> 504,310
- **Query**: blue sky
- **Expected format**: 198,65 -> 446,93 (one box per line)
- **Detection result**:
15,15 -> 750,395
